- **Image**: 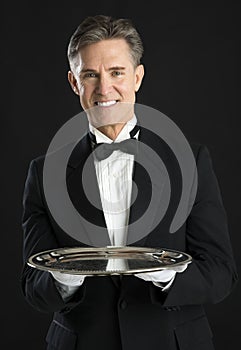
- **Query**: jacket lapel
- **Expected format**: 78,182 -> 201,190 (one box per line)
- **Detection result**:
67,134 -> 111,247
127,127 -> 172,247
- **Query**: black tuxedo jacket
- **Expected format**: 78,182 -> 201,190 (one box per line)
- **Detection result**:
21,127 -> 238,350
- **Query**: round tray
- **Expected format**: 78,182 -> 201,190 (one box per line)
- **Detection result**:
27,246 -> 192,275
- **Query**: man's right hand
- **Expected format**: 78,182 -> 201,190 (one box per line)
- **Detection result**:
49,271 -> 86,287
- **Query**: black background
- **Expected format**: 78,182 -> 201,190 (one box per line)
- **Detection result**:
2,1 -> 240,349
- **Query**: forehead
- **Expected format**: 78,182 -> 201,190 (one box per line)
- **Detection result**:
76,38 -> 133,70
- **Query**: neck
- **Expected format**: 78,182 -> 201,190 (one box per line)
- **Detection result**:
97,123 -> 126,140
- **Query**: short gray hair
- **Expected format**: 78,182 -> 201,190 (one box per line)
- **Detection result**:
67,15 -> 144,70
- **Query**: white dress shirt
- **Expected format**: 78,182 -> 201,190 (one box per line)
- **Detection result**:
90,115 -> 138,246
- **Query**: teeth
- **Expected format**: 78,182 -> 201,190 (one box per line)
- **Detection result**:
96,100 -> 117,107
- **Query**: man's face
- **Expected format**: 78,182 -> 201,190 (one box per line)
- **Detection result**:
68,39 -> 144,124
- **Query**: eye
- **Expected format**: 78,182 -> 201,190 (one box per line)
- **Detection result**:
112,71 -> 123,77
83,72 -> 97,78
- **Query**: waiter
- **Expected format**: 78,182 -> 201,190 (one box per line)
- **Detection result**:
21,15 -> 238,350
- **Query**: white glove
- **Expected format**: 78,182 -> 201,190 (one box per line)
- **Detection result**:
49,271 -> 87,301
134,263 -> 188,290
49,271 -> 86,287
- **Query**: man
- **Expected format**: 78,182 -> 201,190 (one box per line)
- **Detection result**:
21,15 -> 238,350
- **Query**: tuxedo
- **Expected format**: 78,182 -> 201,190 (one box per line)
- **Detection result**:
21,126 -> 238,350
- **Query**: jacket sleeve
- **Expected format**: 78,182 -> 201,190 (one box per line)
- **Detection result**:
150,145 -> 238,307
21,159 -> 86,313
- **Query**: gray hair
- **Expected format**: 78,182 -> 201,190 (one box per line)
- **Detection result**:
67,15 -> 144,70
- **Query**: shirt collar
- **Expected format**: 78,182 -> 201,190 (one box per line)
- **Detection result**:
89,115 -> 138,144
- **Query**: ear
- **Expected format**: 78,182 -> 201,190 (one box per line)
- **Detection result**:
68,70 -> 79,95
134,64 -> 144,92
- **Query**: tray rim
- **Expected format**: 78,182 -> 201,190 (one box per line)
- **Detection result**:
27,246 -> 192,275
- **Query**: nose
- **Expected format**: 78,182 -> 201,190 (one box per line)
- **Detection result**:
95,74 -> 112,95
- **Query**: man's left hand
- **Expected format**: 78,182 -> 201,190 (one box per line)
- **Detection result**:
134,263 -> 188,290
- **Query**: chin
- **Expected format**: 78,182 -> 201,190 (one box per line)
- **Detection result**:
86,102 -> 134,128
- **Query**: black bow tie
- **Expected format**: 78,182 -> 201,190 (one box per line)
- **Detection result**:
89,125 -> 140,161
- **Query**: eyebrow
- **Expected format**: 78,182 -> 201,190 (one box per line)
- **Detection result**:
80,66 -> 126,73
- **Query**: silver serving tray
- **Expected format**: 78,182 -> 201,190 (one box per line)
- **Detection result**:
28,246 -> 192,275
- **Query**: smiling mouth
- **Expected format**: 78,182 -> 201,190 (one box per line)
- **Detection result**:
94,100 -> 118,107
